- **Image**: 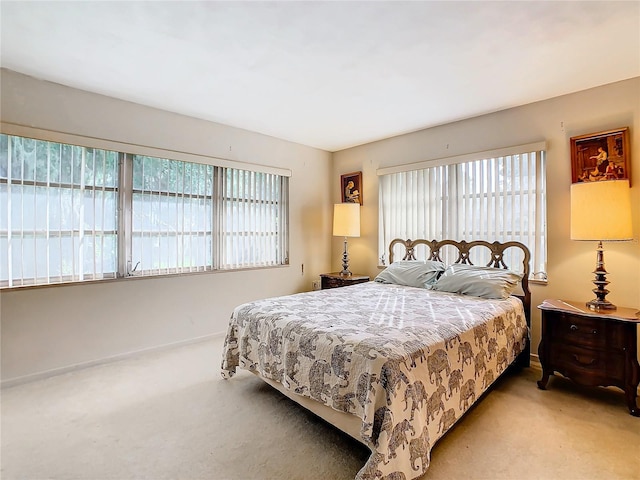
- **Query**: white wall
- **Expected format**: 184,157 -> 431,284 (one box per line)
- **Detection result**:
332,77 -> 640,364
3,70 -> 639,383
0,69 -> 333,382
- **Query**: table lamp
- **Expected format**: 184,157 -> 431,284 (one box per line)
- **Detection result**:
333,203 -> 361,276
570,179 -> 633,310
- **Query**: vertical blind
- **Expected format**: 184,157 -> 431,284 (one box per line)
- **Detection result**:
132,155 -> 215,275
219,168 -> 289,269
0,135 -> 119,287
1,132 -> 290,288
378,145 -> 547,278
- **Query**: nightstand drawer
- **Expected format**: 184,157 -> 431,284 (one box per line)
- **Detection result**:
550,313 -> 607,348
320,273 -> 369,289
323,276 -> 345,289
553,344 -> 625,383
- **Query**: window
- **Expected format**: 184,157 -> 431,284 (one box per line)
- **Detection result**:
0,135 -> 119,286
378,143 -> 547,279
0,133 -> 289,288
219,167 -> 288,269
131,155 -> 215,275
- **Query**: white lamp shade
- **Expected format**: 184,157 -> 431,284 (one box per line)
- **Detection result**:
570,180 -> 633,241
333,203 -> 360,237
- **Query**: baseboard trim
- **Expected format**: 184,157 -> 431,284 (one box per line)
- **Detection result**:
529,353 -> 542,371
1,331 -> 226,389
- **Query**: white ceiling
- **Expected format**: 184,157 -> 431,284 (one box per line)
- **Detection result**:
1,1 -> 639,152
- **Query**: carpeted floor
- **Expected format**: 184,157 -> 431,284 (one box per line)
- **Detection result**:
1,336 -> 638,480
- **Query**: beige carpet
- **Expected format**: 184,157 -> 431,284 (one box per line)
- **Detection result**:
1,336 -> 638,480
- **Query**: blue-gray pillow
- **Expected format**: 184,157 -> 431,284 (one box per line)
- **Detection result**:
431,264 -> 522,299
374,260 -> 446,289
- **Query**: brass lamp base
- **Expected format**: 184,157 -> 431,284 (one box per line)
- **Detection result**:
586,241 -> 616,311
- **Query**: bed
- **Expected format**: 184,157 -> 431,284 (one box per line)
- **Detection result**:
221,239 -> 531,480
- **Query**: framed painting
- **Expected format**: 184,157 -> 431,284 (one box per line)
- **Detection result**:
340,171 -> 363,205
570,127 -> 630,185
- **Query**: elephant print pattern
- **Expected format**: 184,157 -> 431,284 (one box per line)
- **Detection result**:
221,281 -> 528,480
426,349 -> 450,384
409,426 -> 431,472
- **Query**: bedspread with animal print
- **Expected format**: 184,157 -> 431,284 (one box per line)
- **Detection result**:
221,281 -> 527,480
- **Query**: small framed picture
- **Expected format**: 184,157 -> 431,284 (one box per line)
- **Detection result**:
340,171 -> 363,205
570,127 -> 630,185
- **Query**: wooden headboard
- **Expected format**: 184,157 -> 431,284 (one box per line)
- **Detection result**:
388,238 -> 532,367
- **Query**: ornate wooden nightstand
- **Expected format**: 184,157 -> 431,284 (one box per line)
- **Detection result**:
319,272 -> 370,290
537,299 -> 640,416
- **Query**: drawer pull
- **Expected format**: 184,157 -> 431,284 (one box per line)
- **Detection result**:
568,325 -> 598,335
572,354 -> 596,366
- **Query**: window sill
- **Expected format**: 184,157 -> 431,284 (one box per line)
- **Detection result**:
0,263 -> 290,292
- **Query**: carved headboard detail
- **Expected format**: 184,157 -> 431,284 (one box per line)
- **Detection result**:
388,238 -> 532,329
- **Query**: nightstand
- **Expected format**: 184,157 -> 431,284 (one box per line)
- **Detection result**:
320,272 -> 370,290
537,299 -> 640,416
